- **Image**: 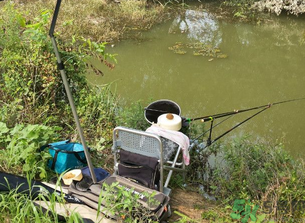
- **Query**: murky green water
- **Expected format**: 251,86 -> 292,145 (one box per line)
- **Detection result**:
87,7 -> 305,157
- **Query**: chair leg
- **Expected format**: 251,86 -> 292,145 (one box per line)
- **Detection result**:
182,161 -> 186,184
164,147 -> 182,188
164,170 -> 173,188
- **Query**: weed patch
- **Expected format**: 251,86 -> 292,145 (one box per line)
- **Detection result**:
189,136 -> 305,220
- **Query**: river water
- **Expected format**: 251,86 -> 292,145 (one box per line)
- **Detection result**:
87,6 -> 305,157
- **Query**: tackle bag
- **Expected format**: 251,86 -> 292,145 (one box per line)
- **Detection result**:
68,174 -> 171,221
41,140 -> 88,174
118,149 -> 160,189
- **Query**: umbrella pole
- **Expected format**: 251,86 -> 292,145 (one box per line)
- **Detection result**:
49,0 -> 97,183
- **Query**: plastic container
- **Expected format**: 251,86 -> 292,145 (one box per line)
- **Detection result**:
62,169 -> 83,185
157,113 -> 182,131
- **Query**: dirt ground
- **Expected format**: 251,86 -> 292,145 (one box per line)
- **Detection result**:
168,188 -> 214,222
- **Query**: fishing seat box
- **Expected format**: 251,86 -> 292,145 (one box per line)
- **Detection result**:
117,149 -> 160,189
68,174 -> 171,221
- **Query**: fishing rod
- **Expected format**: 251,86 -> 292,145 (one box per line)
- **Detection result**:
187,97 -> 305,123
146,97 -> 305,150
189,97 -> 305,150
191,106 -> 270,151
192,115 -> 233,142
144,108 -> 168,113
145,97 -> 305,123
208,106 -> 269,146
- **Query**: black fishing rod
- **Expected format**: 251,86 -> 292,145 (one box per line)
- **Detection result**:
192,115 -> 233,142
187,97 -> 305,123
192,106 -> 270,151
208,106 -> 269,146
144,108 -> 168,113
190,97 -> 305,149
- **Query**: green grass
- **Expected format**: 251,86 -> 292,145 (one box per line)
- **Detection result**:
13,0 -> 167,43
0,180 -> 83,222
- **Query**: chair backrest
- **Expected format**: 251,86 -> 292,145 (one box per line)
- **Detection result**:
112,126 -> 163,160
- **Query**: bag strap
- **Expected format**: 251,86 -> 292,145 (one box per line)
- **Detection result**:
40,144 -> 50,152
51,150 -> 60,170
50,150 -> 86,170
73,152 -> 87,164
40,139 -> 71,152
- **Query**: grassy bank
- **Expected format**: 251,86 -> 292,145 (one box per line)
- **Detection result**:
0,2 -> 120,174
14,0 -> 169,43
187,137 -> 305,222
1,1 -> 305,222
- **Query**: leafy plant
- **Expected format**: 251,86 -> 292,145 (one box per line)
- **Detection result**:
189,136 -> 305,221
0,122 -> 60,179
0,3 -> 118,150
98,182 -> 159,222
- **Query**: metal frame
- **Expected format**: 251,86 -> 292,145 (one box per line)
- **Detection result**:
49,0 -> 96,182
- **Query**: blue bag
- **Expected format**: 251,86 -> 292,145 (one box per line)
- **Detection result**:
42,140 -> 88,174
81,166 -> 110,182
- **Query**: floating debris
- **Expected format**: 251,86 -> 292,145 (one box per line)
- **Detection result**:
217,54 -> 228,59
168,42 -> 187,55
168,42 -> 228,59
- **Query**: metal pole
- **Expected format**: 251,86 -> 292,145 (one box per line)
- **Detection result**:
49,0 -> 97,183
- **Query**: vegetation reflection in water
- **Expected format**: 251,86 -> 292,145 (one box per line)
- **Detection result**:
167,9 -> 228,59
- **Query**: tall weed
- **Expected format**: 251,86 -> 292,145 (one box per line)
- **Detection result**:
0,122 -> 60,179
0,177 -> 84,222
115,100 -> 151,131
0,3 -> 117,144
190,136 -> 305,220
98,182 -> 159,222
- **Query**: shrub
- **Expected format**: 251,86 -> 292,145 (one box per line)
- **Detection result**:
0,122 -> 60,179
0,3 -> 117,143
0,2 -> 120,176
252,0 -> 305,16
115,100 -> 151,131
189,136 -> 305,220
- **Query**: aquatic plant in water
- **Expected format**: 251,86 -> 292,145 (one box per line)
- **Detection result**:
168,42 -> 228,59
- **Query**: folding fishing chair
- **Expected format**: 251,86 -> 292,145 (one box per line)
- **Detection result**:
112,126 -> 187,196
